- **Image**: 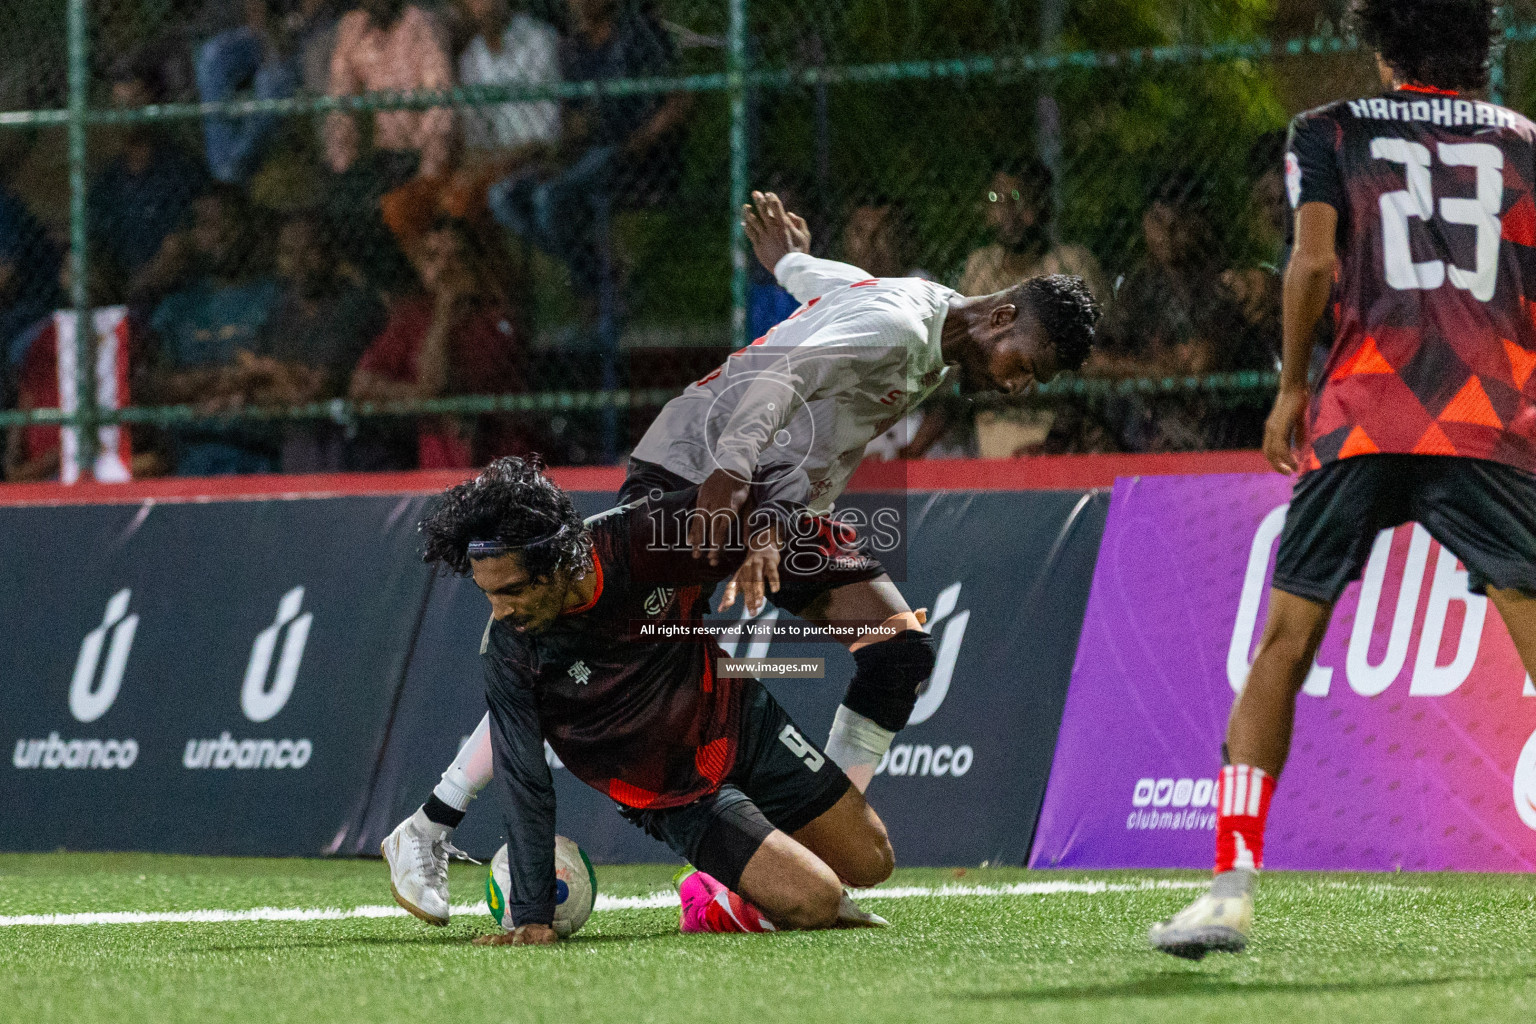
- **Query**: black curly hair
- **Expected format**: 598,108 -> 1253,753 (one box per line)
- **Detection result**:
1007,274 -> 1100,373
420,456 -> 593,579
1353,0 -> 1495,92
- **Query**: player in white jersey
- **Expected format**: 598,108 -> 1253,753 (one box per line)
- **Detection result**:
634,241 -> 955,517
382,192 -> 1100,925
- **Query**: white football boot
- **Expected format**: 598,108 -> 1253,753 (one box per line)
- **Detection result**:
382,810 -> 459,926
835,890 -> 890,928
1148,870 -> 1254,960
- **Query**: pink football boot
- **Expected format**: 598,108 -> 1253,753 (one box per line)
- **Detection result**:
678,870 -> 775,933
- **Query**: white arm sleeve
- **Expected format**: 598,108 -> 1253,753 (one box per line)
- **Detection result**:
773,252 -> 872,303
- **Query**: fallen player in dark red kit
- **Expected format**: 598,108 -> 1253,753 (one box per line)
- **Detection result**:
382,191 -> 1099,925
419,456 -> 896,944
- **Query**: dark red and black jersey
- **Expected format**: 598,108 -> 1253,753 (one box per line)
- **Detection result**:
1287,88 -> 1536,474
487,496 -> 748,812
479,486 -> 883,926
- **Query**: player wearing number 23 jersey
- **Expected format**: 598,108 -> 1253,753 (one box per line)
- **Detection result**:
1287,88 -> 1536,471
1150,1 -> 1536,963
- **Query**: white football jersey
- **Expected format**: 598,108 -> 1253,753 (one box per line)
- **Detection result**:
630,253 -> 955,511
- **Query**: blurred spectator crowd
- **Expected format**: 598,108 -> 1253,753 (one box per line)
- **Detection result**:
2,0 -> 691,480
775,140 -> 1286,463
0,0 -> 1285,481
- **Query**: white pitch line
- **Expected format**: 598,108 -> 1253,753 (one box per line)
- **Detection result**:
7,877 -> 1447,930
852,879 -> 1209,900
0,879 -> 1206,929
0,905 -> 430,928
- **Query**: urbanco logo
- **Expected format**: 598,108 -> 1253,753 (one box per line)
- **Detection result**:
242,587 -> 312,722
1514,727 -> 1536,831
873,582 -> 974,781
908,582 -> 968,725
70,589 -> 138,723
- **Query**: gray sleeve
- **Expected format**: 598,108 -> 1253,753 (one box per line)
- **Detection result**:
483,628 -> 558,927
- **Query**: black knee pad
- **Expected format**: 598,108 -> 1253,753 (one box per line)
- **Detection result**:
843,630 -> 937,732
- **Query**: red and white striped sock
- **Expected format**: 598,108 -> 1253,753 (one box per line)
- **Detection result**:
1214,764 -> 1275,875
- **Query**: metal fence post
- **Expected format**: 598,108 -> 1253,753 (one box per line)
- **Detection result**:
1492,44 -> 1507,105
1037,0 -> 1065,239
67,0 -> 97,477
728,0 -> 749,349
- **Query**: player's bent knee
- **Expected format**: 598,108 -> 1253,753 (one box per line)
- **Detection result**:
840,834 -> 895,889
780,875 -> 843,930
844,630 -> 937,733
799,790 -> 895,888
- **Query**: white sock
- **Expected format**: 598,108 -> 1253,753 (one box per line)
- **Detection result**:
431,712 -> 495,812
410,806 -> 450,841
824,705 -> 896,775
1210,868 -> 1257,898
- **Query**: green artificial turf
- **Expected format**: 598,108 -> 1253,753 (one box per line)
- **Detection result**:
2,854 -> 1534,1024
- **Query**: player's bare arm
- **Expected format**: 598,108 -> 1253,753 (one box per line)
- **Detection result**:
1266,202 -> 1338,474
688,468 -> 752,565
718,520 -> 783,616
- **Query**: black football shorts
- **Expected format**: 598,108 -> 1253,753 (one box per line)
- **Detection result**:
1273,453 -> 1536,603
618,680 -> 852,891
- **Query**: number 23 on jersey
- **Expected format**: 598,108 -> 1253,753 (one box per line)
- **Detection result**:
1373,137 -> 1504,301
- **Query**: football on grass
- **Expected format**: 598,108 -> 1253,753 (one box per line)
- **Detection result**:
486,835 -> 596,937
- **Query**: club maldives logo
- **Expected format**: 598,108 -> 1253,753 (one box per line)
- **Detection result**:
1230,512 -> 1493,698
1515,728 -> 1536,832
1126,776 -> 1220,832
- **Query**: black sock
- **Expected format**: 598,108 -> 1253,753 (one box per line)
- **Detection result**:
421,795 -> 466,830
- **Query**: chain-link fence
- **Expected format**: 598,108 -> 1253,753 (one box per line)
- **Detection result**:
0,1 -> 1532,479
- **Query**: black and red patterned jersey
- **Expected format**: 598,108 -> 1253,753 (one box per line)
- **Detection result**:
1287,87 -> 1536,474
481,486 -> 881,926
488,495 -> 745,813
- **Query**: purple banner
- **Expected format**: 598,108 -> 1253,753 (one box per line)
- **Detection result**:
1030,473 -> 1536,872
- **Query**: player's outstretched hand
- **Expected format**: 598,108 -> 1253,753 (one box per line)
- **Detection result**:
743,191 -> 811,274
472,924 -> 559,946
1264,385 -> 1310,475
691,468 -> 752,565
719,525 -> 783,616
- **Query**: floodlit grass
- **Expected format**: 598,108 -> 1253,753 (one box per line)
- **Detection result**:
2,854 -> 1535,1024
